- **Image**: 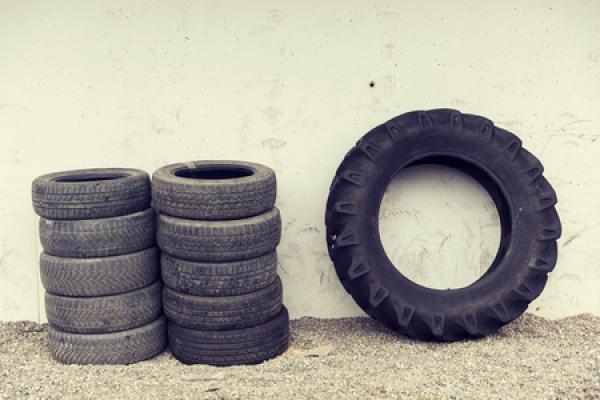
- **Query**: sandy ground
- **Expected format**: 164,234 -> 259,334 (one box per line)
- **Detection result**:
0,314 -> 598,400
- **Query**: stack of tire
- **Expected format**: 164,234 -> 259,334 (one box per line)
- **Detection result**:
152,161 -> 288,366
32,168 -> 166,365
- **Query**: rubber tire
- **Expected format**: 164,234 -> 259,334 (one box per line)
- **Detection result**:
40,247 -> 160,297
168,306 -> 289,366
39,208 -> 155,258
49,316 -> 167,365
32,168 -> 150,220
161,251 -> 278,296
163,276 -> 283,331
152,160 -> 276,220
325,109 -> 561,342
45,281 -> 162,333
157,208 -> 281,262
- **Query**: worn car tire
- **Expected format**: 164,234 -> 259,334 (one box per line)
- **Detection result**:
163,276 -> 282,331
45,281 -> 162,333
152,160 -> 276,220
325,109 -> 561,342
40,247 -> 159,297
39,208 -> 155,258
32,168 -> 150,220
49,316 -> 167,365
157,208 -> 280,262
168,306 -> 289,366
161,251 -> 278,296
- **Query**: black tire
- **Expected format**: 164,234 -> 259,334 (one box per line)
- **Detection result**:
40,247 -> 160,297
39,208 -> 155,258
45,281 -> 162,333
168,306 -> 289,366
49,316 -> 167,365
163,276 -> 283,331
32,168 -> 150,220
325,109 -> 561,342
157,208 -> 280,262
152,160 -> 276,220
161,251 -> 278,296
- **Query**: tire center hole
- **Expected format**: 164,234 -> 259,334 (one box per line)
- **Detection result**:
54,174 -> 126,183
175,166 -> 254,180
378,164 -> 501,290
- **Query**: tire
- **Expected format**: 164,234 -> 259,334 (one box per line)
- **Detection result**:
325,109 -> 561,342
163,276 -> 283,331
32,168 -> 150,220
168,306 -> 289,366
39,208 -> 155,258
157,208 -> 281,262
45,281 -> 162,333
49,316 -> 167,365
40,247 -> 160,297
152,160 -> 276,220
161,251 -> 278,296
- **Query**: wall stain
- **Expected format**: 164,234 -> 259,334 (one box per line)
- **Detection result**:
283,242 -> 305,269
261,138 -> 286,150
151,122 -> 174,136
556,273 -> 583,283
534,119 -> 595,147
277,259 -> 287,275
0,249 -> 13,271
299,225 -> 320,234
380,208 -> 423,220
319,270 -> 325,286
562,223 -> 600,248
563,234 -> 580,247
250,9 -> 283,35
283,218 -> 296,231
438,234 -> 450,251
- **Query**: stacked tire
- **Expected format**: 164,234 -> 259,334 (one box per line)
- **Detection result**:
32,168 -> 166,365
153,161 -> 289,366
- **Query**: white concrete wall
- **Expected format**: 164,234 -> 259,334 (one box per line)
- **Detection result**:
0,0 -> 598,322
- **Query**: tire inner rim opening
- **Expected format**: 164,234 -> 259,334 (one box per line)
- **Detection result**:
54,173 -> 127,182
378,155 -> 508,290
175,166 -> 254,180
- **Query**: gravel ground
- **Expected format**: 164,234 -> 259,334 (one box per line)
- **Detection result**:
0,314 -> 598,400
